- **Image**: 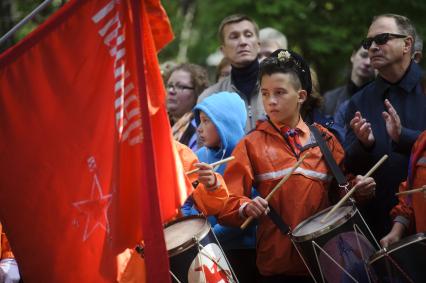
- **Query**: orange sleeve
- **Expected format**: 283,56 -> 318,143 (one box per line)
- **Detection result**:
175,141 -> 198,184
193,174 -> 229,216
218,139 -> 253,226
390,180 -> 414,222
0,223 -> 14,259
390,132 -> 426,229
175,141 -> 229,216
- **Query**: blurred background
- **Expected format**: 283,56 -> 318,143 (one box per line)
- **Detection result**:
2,0 -> 426,92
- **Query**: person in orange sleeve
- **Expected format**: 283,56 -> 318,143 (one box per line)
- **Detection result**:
0,223 -> 20,283
217,49 -> 376,283
116,141 -> 228,282
175,140 -> 229,216
380,130 -> 426,247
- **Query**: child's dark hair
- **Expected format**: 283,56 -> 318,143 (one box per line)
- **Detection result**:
259,49 -> 312,96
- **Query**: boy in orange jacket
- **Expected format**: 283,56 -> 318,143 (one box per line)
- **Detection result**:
218,49 -> 376,282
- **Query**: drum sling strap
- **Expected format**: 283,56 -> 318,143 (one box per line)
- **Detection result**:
266,200 -> 290,234
308,125 -> 349,188
250,187 -> 289,234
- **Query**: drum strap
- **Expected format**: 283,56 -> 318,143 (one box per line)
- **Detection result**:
253,188 -> 291,235
309,125 -> 348,187
267,205 -> 290,234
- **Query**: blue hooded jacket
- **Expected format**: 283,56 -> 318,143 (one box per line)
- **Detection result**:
181,92 -> 257,250
194,92 -> 247,174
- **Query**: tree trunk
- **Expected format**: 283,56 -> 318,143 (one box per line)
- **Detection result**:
176,1 -> 196,63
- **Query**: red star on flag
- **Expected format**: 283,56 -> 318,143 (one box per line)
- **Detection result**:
73,174 -> 112,241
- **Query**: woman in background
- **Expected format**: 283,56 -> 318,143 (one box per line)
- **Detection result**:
165,63 -> 209,151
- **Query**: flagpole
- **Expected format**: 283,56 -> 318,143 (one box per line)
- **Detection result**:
129,0 -> 171,283
0,0 -> 53,46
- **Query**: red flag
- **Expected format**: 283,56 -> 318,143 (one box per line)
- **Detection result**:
0,0 -> 187,282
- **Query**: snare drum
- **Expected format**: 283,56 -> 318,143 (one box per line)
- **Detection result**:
292,205 -> 378,283
368,232 -> 426,283
164,215 -> 237,283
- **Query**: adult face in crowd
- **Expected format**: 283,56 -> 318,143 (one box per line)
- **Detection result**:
365,15 -> 413,82
166,69 -> 196,120
350,46 -> 375,86
219,17 -> 260,68
166,64 -> 209,121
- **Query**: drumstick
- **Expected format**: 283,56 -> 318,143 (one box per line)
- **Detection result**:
240,153 -> 310,230
186,156 -> 235,175
320,154 -> 388,224
395,186 -> 426,196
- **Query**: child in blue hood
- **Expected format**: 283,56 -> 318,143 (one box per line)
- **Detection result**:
181,91 -> 258,282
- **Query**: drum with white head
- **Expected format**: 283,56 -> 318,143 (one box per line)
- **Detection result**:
164,215 -> 237,283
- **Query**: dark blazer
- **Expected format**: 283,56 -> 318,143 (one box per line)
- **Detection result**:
344,62 -> 426,238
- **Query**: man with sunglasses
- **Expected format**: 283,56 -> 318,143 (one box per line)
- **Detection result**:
344,14 -> 426,240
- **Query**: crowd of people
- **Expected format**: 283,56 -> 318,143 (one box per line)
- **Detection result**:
1,10 -> 425,283
164,12 -> 426,283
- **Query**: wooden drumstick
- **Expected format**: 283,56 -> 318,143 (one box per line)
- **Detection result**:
395,185 -> 426,196
240,153 -> 310,230
320,154 -> 388,224
186,156 -> 235,175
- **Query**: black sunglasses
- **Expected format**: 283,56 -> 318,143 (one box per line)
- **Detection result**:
362,33 -> 407,50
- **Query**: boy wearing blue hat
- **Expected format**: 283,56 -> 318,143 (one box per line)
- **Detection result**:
182,91 -> 258,282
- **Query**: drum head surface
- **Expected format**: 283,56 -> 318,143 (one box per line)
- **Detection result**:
292,206 -> 353,238
164,217 -> 208,251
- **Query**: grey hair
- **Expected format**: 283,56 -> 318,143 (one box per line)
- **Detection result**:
373,14 -> 416,52
259,27 -> 288,50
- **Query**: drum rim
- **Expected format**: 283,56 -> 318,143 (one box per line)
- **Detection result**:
369,232 -> 426,264
164,215 -> 211,257
291,204 -> 356,242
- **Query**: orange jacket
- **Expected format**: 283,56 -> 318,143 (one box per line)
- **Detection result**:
0,223 -> 14,260
218,119 -> 345,276
391,131 -> 426,232
175,141 -> 228,216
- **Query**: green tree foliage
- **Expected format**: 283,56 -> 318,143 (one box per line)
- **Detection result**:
0,0 -> 65,52
2,0 -> 425,90
160,0 -> 426,91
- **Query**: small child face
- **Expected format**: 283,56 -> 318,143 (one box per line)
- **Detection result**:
260,72 -> 306,126
198,111 -> 221,148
